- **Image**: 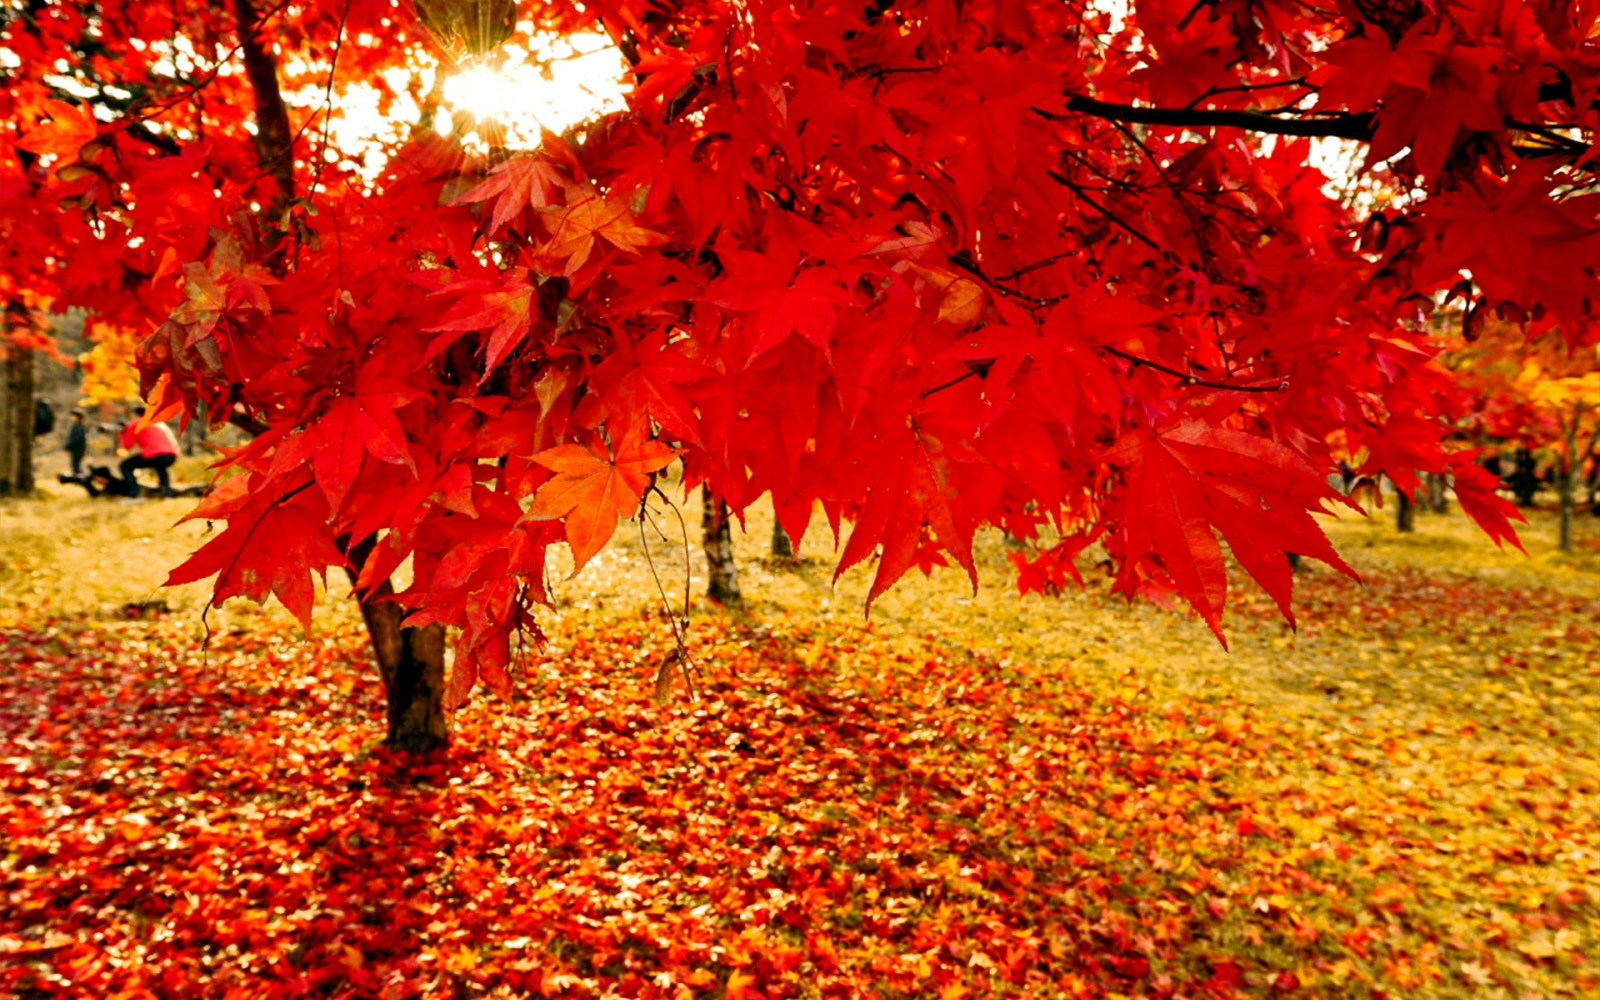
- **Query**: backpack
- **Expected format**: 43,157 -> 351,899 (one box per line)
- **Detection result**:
33,398 -> 54,437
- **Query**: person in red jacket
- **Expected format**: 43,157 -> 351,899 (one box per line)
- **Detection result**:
118,407 -> 180,498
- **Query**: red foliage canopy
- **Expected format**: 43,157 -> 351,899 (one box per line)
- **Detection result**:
7,0 -> 1587,690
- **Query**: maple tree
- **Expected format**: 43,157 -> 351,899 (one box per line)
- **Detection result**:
10,0 -> 1598,748
1449,316 -> 1600,549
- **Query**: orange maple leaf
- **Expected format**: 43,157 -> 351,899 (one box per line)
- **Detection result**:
525,435 -> 677,570
15,99 -> 98,161
540,190 -> 663,275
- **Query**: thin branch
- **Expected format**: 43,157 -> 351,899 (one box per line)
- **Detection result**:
1507,119 -> 1589,158
1104,117 -> 1220,280
106,0 -> 295,147
1050,94 -> 1376,140
638,484 -> 699,702
1182,76 -> 1312,110
304,0 -> 353,201
992,250 -> 1079,282
920,364 -> 989,399
1047,168 -> 1165,252
1102,345 -> 1287,393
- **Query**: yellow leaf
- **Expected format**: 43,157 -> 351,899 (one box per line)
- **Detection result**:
443,945 -> 479,973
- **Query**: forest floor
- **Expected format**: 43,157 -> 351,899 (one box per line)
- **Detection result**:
2,456 -> 1598,998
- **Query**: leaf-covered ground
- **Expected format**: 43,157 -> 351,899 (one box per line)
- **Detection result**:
2,480 -> 1599,998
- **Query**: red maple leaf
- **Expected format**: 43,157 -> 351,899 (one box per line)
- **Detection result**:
166,486 -> 347,627
424,269 -> 538,373
452,155 -> 567,236
587,328 -> 711,445
308,394 -> 416,512
1109,422 -> 1355,640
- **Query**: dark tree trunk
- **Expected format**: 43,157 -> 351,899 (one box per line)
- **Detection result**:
1510,448 -> 1539,506
0,347 -> 36,497
230,0 -> 296,219
1559,471 -> 1575,552
1424,471 -> 1448,514
1588,451 -> 1598,513
702,483 -> 741,604
358,598 -> 449,752
1559,419 -> 1579,553
229,2 -> 445,753
771,516 -> 794,559
346,535 -> 449,752
1395,486 -> 1416,533
180,402 -> 209,456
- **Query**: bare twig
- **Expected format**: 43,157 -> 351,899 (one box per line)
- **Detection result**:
1102,345 -> 1287,393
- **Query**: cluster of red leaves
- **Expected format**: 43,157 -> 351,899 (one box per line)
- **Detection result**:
8,0 -> 1567,685
4,576 -> 1595,999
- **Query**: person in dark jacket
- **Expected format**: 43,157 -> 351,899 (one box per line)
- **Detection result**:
64,411 -> 88,476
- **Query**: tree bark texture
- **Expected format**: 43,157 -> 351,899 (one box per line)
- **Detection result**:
230,0 -> 296,218
346,535 -> 449,752
1395,486 -> 1416,534
358,597 -> 450,752
1424,472 -> 1448,514
1510,448 -> 1539,506
702,483 -> 741,604
1559,473 -> 1575,552
1560,421 -> 1579,552
0,347 -> 36,497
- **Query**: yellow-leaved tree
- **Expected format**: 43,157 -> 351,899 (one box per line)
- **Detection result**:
76,323 -> 143,408
1520,357 -> 1600,550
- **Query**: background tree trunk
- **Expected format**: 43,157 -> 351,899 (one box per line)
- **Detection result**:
0,347 -> 36,497
702,483 -> 741,603
1510,447 -> 1539,506
1424,471 -> 1448,514
1559,418 -> 1579,552
1559,472 -> 1575,551
1589,460 -> 1600,516
1395,485 -> 1416,533
771,514 -> 794,559
230,0 -> 296,217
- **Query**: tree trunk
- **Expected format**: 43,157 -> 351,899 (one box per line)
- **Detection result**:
1559,472 -> 1575,552
346,535 -> 449,752
1559,418 -> 1579,552
1510,448 -> 1539,506
702,483 -> 741,604
229,2 -> 447,753
1580,448 -> 1593,518
771,516 -> 794,559
0,347 -> 36,497
1424,471 -> 1448,514
1395,485 -> 1415,533
231,0 -> 296,219
180,402 -> 209,456
357,598 -> 449,752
